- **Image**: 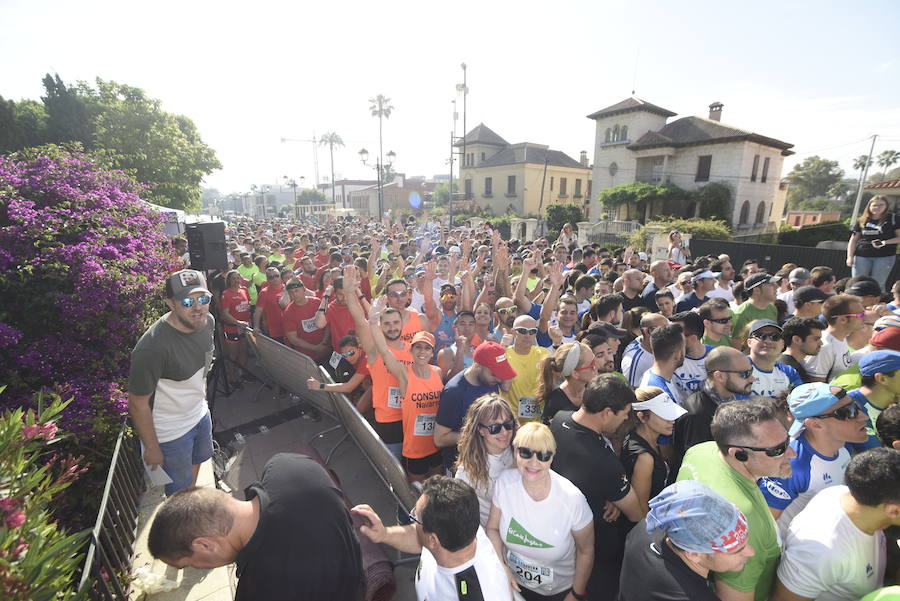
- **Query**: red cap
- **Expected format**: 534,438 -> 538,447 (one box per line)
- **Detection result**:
410,331 -> 436,349
871,327 -> 900,351
473,341 -> 517,380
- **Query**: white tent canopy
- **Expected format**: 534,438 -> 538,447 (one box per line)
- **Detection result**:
143,201 -> 185,236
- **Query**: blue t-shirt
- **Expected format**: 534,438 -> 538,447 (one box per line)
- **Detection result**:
433,311 -> 457,351
675,291 -> 704,313
847,389 -> 885,452
436,370 -> 498,433
749,360 -> 802,400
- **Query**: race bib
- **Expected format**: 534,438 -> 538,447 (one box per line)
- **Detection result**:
518,397 -> 541,419
414,413 -> 436,436
507,550 -> 553,591
387,387 -> 402,409
329,351 -> 342,369
301,317 -> 319,333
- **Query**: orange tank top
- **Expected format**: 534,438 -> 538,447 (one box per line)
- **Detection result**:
401,364 -> 443,459
369,343 -> 413,423
399,309 -> 424,344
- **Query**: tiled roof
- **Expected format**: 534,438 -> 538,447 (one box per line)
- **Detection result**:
453,123 -> 509,147
587,97 -> 677,120
478,143 -> 585,169
866,178 -> 900,190
627,116 -> 794,154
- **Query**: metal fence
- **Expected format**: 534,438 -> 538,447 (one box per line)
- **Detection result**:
77,426 -> 146,601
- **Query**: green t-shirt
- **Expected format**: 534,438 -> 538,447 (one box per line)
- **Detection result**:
236,264 -> 261,304
830,364 -> 862,392
860,586 -> 900,601
702,333 -> 732,348
677,441 -> 781,601
731,302 -> 778,340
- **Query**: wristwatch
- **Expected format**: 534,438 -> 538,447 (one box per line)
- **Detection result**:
319,382 -> 326,390
571,590 -> 588,601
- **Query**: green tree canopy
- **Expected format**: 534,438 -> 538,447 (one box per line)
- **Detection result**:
545,204 -> 585,239
785,156 -> 844,208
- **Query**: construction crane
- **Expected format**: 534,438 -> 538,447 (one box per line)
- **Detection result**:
280,135 -> 320,188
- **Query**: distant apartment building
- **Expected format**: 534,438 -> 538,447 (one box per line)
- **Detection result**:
456,124 -> 592,217
785,210 -> 842,228
346,175 -> 436,218
588,98 -> 794,232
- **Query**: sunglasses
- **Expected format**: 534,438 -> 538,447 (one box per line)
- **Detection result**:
497,307 -> 518,315
479,419 -> 516,435
834,312 -> 866,319
751,332 -> 782,342
718,368 -> 754,379
517,447 -> 554,462
407,507 -> 422,526
340,350 -> 356,358
708,316 -> 733,324
179,295 -> 212,308
813,402 -> 860,421
731,438 -> 790,458
387,290 -> 408,298
514,327 -> 538,335
574,362 -> 596,372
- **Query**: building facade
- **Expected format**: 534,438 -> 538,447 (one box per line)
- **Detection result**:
785,210 -> 842,228
456,124 -> 592,218
588,98 -> 794,232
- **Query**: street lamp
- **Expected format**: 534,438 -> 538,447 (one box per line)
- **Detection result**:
360,148 -> 396,219
283,176 -> 305,220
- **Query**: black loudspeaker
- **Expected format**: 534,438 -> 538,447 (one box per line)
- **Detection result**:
185,222 -> 228,272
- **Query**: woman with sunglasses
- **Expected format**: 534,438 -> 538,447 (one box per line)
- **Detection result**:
539,342 -> 597,425
486,422 -> 594,601
620,387 -> 687,512
455,394 -> 517,526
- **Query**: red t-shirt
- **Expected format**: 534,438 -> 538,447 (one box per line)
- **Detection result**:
221,288 -> 251,335
299,273 -> 318,292
313,252 -> 331,268
257,284 -> 286,338
282,297 -> 326,356
359,276 -> 372,302
324,301 -> 356,352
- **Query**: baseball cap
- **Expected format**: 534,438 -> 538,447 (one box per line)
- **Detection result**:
410,331 -> 436,349
632,393 -> 688,421
646,481 -> 749,554
638,252 -> 649,261
788,268 -> 812,284
449,246 -> 462,254
691,270 -> 719,283
744,272 -> 781,290
871,328 -> 900,351
846,280 -> 882,298
473,342 -> 517,380
793,285 -> 828,307
748,319 -> 782,336
167,270 -> 211,301
589,322 -> 629,339
859,350 -> 900,376
787,383 -> 847,436
874,315 -> 900,331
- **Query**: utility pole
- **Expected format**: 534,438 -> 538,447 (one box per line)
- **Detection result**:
457,64 -> 468,192
850,134 -> 878,226
536,156 -> 549,237
449,131 -> 455,227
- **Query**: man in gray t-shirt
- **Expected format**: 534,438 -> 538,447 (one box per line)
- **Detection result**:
128,269 -> 215,495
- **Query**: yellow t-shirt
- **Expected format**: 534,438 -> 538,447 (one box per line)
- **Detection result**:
502,345 -> 550,423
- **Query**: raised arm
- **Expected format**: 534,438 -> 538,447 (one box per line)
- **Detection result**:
421,261 -> 441,331
459,270 -> 475,312
540,262 -> 565,334
313,285 -> 332,330
514,257 -> 536,313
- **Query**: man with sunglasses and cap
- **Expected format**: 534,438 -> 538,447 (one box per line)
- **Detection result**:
619,481 -> 755,601
758,383 -> 867,536
675,270 -> 718,313
677,399 -> 796,601
746,319 -> 803,401
847,350 -> 900,452
732,271 -> 780,342
128,269 -> 216,496
771,448 -> 899,601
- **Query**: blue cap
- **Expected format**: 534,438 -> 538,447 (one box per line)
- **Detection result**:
647,481 -> 748,554
787,383 -> 845,436
859,350 -> 900,377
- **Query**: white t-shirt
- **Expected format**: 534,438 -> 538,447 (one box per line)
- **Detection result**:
749,360 -> 803,400
415,527 -> 513,601
674,345 -> 712,397
778,290 -> 796,315
706,282 -> 735,303
492,469 -> 593,595
456,448 -> 515,527
778,486 -> 886,601
622,339 -> 653,388
804,331 -> 854,381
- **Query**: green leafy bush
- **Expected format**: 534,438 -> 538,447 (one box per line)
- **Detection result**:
777,221 -> 849,247
626,217 -> 732,251
545,204 -> 584,241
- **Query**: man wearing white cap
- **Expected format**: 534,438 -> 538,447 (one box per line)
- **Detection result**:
128,269 -> 215,496
778,268 -> 812,315
758,383 -> 867,536
675,270 -> 717,313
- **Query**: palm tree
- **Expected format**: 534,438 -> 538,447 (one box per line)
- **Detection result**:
368,94 -> 394,216
877,149 -> 900,181
319,132 -> 344,208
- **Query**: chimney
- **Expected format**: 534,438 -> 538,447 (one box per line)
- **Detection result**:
580,150 -> 588,167
709,102 -> 723,122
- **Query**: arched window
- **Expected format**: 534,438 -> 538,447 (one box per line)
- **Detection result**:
620,125 -> 628,141
605,128 -> 612,143
739,200 -> 751,225
755,202 -> 766,224
613,125 -> 620,142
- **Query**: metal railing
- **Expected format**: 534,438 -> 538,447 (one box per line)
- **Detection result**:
77,426 -> 147,601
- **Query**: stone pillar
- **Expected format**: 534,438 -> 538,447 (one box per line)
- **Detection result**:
509,218 -> 523,240
576,222 -> 593,246
468,217 -> 483,230
523,218 -> 538,241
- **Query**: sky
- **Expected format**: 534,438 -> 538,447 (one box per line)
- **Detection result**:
2,0 -> 900,198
